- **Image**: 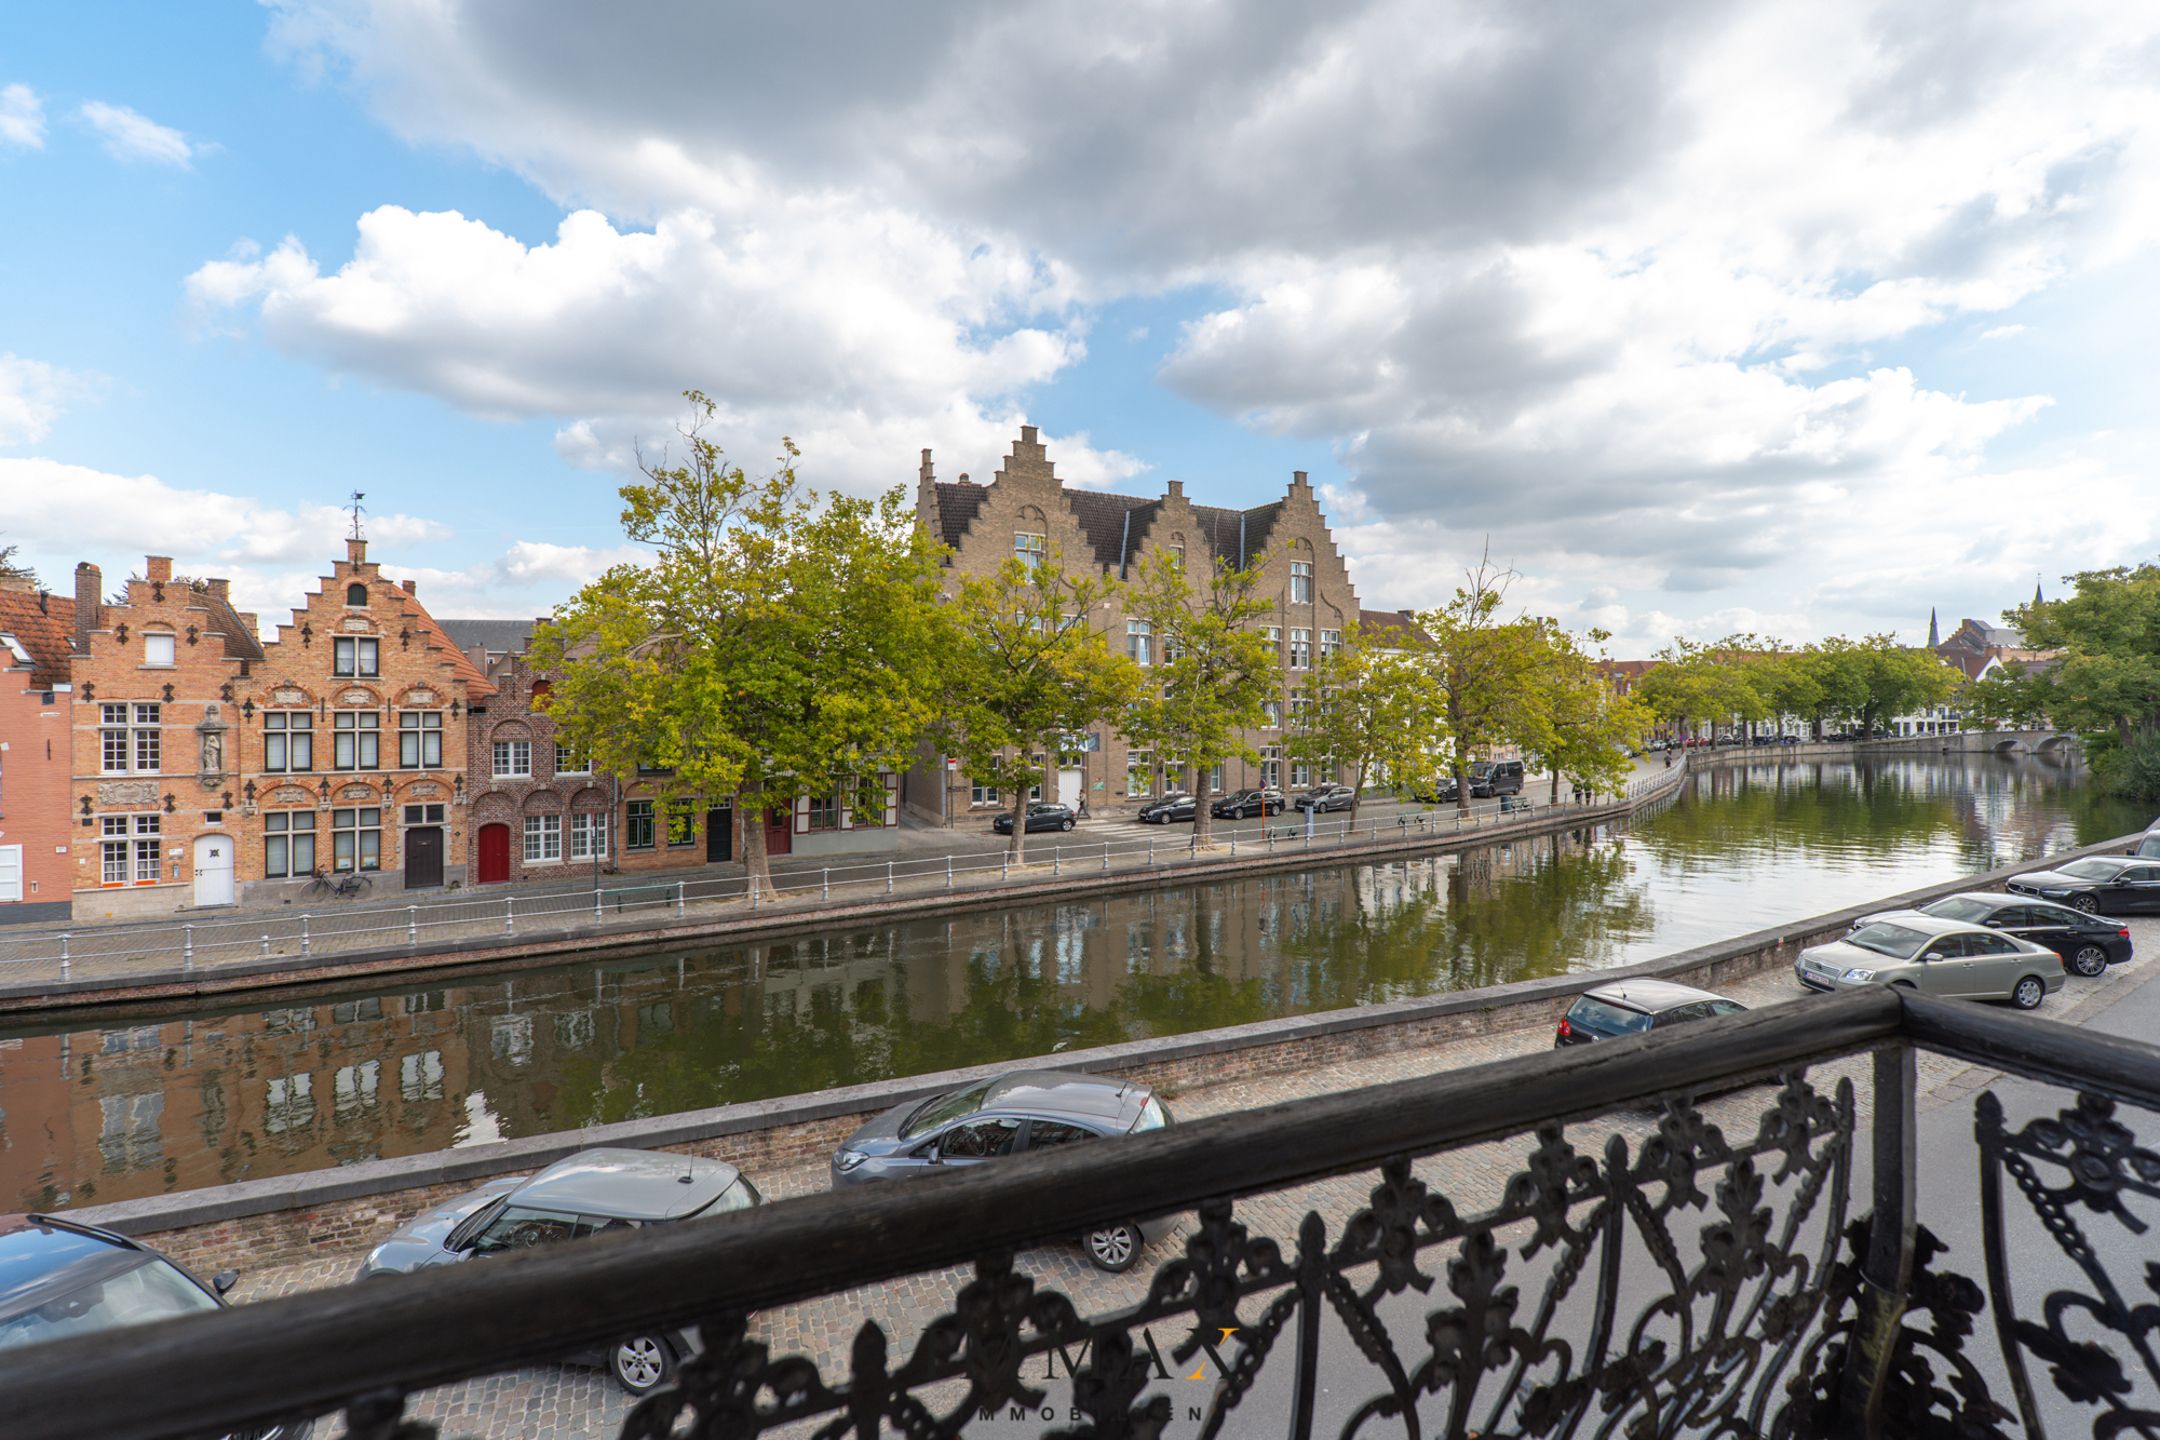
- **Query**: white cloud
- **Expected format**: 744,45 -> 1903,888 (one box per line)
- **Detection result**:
0,457 -> 451,628
0,84 -> 43,149
0,353 -> 82,445
78,100 -> 203,168
1981,323 -> 2029,340
235,0 -> 2160,646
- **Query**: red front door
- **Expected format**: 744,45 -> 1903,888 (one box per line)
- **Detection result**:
476,823 -> 511,883
764,806 -> 792,856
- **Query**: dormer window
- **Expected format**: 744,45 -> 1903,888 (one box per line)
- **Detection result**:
346,583 -> 368,606
143,632 -> 175,667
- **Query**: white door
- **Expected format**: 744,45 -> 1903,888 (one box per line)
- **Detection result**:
1057,766 -> 1083,807
0,844 -> 21,903
193,834 -> 235,906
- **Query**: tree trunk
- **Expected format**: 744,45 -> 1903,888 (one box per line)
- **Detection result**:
1192,757 -> 1217,849
1550,768 -> 1562,805
1453,759 -> 1471,816
738,788 -> 771,889
1005,781 -> 1030,865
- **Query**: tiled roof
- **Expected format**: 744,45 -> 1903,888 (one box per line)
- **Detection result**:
0,584 -> 75,688
194,586 -> 264,663
1357,607 -> 1429,645
1064,490 -> 1156,572
935,480 -> 988,549
398,597 -> 498,699
438,618 -> 537,657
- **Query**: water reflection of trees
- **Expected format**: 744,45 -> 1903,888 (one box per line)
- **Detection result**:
9,756 -> 2144,1213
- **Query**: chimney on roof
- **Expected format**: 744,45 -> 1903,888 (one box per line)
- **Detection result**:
347,537 -> 368,566
401,579 -> 417,595
1166,479 -> 1184,500
206,578 -> 230,600
1292,470 -> 1309,490
37,590 -> 49,614
1020,424 -> 1039,445
145,555 -> 173,583
919,448 -> 933,484
73,562 -> 101,652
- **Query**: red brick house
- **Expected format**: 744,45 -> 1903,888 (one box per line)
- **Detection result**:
0,578 -> 76,923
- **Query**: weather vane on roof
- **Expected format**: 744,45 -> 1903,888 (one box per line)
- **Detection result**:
348,491 -> 367,541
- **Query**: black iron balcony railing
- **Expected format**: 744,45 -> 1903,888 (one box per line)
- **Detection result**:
6,985 -> 2159,1439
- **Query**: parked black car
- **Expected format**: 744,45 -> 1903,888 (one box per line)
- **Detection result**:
1850,891 -> 2133,978
1468,760 -> 1526,797
1554,978 -> 1747,1047
1211,787 -> 1285,819
1410,776 -> 1461,804
993,801 -> 1078,834
1137,792 -> 1197,824
358,1148 -> 761,1393
830,1070 -> 1176,1271
2007,856 -> 2160,914
1294,783 -> 1356,812
0,1215 -> 313,1437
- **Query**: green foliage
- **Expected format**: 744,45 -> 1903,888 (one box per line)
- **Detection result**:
1514,620 -> 1648,801
937,553 -> 1144,858
530,391 -> 949,881
2003,565 -> 2160,797
1284,623 -> 1447,815
1409,560 -> 1545,810
1635,633 -> 1954,739
1122,549 -> 1279,846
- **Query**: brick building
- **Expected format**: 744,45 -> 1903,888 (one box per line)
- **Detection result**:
64,556 -> 265,920
239,537 -> 494,901
0,578 -> 77,923
445,624 -> 902,884
907,426 -> 1374,823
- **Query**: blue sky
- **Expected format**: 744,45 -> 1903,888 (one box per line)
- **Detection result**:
4,2 -> 2157,651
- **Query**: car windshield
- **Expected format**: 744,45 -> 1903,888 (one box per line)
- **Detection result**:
901,1080 -> 993,1139
0,1253 -> 220,1352
1564,997 -> 1653,1036
1847,923 -> 1930,959
1923,898 -> 1994,923
2059,859 -> 2124,880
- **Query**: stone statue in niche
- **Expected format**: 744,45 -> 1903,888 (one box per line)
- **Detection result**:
197,703 -> 229,787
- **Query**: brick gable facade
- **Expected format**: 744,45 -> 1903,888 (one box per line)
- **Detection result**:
907,427 -> 1368,823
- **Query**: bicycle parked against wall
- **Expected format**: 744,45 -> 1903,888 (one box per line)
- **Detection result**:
305,867 -> 373,900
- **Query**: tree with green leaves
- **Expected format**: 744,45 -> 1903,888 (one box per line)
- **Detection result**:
1411,557 -> 1543,814
936,552 -> 1144,862
530,391 -> 950,888
1998,566 -> 2160,796
1123,549 -> 1279,849
1515,620 -> 1649,803
1635,637 -> 1764,742
1284,621 -> 1447,821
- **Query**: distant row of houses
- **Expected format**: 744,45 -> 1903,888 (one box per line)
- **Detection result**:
0,428 -> 1421,925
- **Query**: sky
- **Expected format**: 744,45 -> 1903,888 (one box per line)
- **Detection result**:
3,1 -> 2158,655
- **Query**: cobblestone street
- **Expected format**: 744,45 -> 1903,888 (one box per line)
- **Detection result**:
229,914 -> 2160,1438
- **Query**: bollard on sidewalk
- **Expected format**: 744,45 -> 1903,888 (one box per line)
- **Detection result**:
58,932 -> 70,980
886,861 -> 894,896
504,898 -> 514,935
300,915 -> 311,957
408,906 -> 419,946
751,875 -> 761,910
823,868 -> 831,901
593,887 -> 603,920
945,858 -> 953,891
261,933 -> 270,958
675,880 -> 686,917
183,923 -> 194,973
1102,843 -> 1109,873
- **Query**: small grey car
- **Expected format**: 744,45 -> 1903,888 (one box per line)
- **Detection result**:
831,1069 -> 1175,1271
357,1147 -> 761,1394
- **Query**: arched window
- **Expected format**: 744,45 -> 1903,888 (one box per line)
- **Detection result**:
345,582 -> 368,606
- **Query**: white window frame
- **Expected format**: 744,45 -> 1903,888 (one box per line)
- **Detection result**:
1127,619 -> 1152,666
569,812 -> 608,860
970,781 -> 1000,807
1015,531 -> 1048,568
524,814 -> 563,863
143,631 -> 175,667
1289,629 -> 1311,670
264,712 -> 313,772
333,711 -> 380,770
264,810 -> 317,879
493,739 -> 532,778
331,807 -> 382,872
398,711 -> 442,769
1289,561 -> 1313,605
333,636 -> 380,678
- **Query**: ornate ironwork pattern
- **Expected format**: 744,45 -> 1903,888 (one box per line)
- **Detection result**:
329,1070 -> 1855,1440
1979,1088 -> 2160,1439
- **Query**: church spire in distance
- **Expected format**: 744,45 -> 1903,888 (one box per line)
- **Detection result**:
2033,574 -> 2044,608
1927,607 -> 1939,648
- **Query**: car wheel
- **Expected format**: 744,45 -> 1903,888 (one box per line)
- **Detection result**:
1060,818 -> 1075,831
1084,1222 -> 1143,1273
613,1334 -> 676,1396
2011,976 -> 2046,1010
2072,894 -> 2099,914
2070,944 -> 2109,978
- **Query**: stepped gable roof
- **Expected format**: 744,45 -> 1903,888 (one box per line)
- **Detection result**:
1064,489 -> 1157,572
194,584 -> 264,663
0,584 -> 76,687
395,596 -> 497,699
934,479 -> 988,549
438,618 -> 536,658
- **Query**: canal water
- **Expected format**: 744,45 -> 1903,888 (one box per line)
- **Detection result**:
3,753 -> 2144,1212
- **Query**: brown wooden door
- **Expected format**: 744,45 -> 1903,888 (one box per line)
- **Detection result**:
764,806 -> 792,856
476,823 -> 511,884
405,827 -> 444,889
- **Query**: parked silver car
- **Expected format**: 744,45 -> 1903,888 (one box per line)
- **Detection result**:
1795,913 -> 2065,1009
831,1069 -> 1175,1271
357,1148 -> 761,1394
